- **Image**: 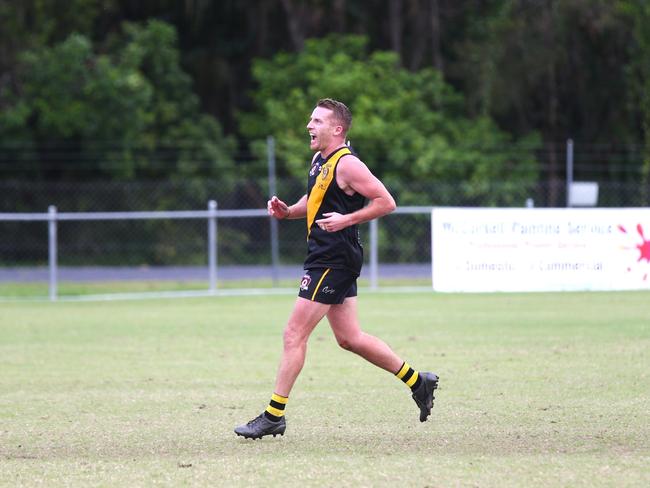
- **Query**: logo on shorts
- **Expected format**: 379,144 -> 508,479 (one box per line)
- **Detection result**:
321,286 -> 336,294
300,274 -> 312,291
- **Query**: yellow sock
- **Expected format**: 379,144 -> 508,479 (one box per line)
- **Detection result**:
395,362 -> 422,392
264,393 -> 288,421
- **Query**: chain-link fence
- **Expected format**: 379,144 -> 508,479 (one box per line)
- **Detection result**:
0,211 -> 434,300
1,177 -> 646,300
2,138 -> 648,299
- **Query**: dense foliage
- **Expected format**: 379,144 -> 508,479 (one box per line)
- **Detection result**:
0,18 -> 235,180
241,35 -> 540,205
0,1 -> 648,196
2,1 -> 650,266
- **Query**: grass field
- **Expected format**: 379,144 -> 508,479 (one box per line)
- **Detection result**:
1,291 -> 649,487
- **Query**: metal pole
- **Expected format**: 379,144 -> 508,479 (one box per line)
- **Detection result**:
48,205 -> 57,301
208,200 -> 218,293
268,136 -> 280,285
566,138 -> 574,207
369,219 -> 378,290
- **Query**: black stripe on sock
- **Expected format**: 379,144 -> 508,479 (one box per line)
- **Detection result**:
402,368 -> 415,384
410,375 -> 422,392
264,411 -> 282,422
269,399 -> 286,411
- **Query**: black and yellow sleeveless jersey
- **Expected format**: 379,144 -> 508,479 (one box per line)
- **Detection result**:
304,146 -> 366,275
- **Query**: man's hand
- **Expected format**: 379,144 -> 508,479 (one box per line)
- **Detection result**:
315,212 -> 351,232
267,196 -> 290,219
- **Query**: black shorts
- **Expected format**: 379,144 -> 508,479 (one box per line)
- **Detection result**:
298,268 -> 358,305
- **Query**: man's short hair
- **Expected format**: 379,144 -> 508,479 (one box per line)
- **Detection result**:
317,98 -> 352,135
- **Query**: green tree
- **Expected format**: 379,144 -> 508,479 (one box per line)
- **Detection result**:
0,19 -> 235,180
240,35 -> 539,205
620,0 -> 650,201
452,0 -> 633,203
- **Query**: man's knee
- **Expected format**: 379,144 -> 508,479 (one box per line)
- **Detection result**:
336,334 -> 360,352
283,322 -> 307,350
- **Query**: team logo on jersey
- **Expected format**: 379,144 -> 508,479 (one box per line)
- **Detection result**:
299,273 -> 312,291
320,165 -> 330,179
309,163 -> 321,177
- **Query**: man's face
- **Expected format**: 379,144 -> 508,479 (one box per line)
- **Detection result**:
306,106 -> 341,152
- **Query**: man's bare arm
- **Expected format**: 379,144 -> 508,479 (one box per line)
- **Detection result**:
268,194 -> 308,220
314,156 -> 396,232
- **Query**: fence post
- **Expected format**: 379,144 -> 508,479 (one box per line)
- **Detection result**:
566,138 -> 574,207
48,205 -> 58,301
267,135 -> 280,285
369,218 -> 378,290
208,200 -> 218,293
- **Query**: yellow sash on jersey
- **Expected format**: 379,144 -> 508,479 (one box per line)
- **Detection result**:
306,146 -> 351,239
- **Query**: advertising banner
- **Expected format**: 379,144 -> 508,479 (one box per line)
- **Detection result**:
431,208 -> 650,292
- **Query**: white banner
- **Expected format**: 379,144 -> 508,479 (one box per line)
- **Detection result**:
431,207 -> 650,292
